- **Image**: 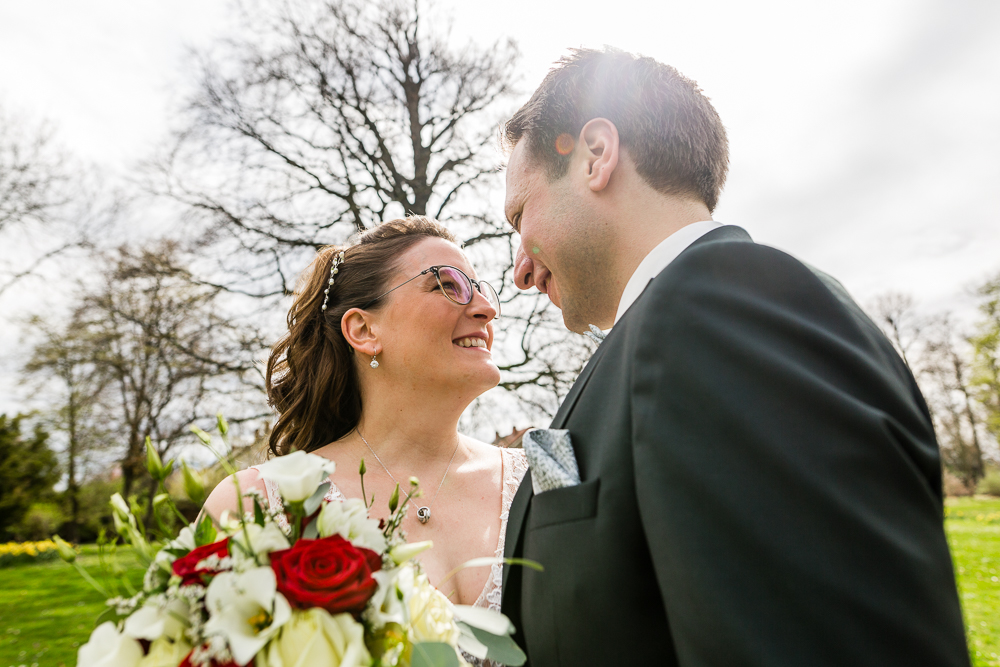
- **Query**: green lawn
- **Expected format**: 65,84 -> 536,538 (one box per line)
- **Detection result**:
947,496 -> 1000,667
1,500 -> 998,667
0,546 -> 145,667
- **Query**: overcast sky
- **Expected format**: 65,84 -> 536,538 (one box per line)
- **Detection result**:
1,0 -> 998,416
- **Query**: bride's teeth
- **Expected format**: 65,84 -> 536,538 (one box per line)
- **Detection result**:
456,337 -> 485,348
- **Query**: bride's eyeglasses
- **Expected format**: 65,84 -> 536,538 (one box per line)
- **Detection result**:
363,265 -> 501,317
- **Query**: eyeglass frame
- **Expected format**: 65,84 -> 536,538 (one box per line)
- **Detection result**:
361,265 -> 501,317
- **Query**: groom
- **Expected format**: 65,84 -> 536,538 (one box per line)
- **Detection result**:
500,48 -> 970,666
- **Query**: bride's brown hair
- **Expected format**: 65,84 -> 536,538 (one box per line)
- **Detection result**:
266,216 -> 457,457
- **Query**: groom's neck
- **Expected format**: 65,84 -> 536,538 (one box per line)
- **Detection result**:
598,190 -> 714,327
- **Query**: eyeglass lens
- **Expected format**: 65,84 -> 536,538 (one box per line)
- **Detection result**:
436,266 -> 501,315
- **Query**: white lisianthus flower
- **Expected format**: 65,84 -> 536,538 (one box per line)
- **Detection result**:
124,596 -> 190,641
388,540 -> 433,565
317,497 -> 387,552
137,636 -> 193,667
258,608 -> 370,667
255,451 -> 336,503
77,621 -> 144,667
204,566 -> 292,666
229,522 -> 291,567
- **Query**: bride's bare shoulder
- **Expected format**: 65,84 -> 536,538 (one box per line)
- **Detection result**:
202,467 -> 267,521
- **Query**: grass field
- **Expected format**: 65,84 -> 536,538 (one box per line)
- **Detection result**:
1,499 -> 998,667
0,546 -> 144,667
947,496 -> 1000,667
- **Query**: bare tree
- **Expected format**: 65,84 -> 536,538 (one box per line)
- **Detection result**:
922,317 -> 988,489
869,292 -> 927,373
0,105 -> 105,299
62,241 -> 267,501
22,316 -> 113,542
155,0 -> 518,294
152,0 -> 593,419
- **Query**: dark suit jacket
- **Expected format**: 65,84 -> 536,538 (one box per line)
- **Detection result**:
501,226 -> 969,666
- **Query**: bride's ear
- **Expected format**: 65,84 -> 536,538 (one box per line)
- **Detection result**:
341,308 -> 379,357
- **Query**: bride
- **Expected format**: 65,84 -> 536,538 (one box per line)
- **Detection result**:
203,216 -> 528,615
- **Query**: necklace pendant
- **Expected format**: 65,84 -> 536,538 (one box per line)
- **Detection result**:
417,506 -> 431,524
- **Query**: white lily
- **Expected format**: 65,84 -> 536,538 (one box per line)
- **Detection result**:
255,451 -> 336,502
229,522 -> 291,567
317,497 -> 387,552
77,621 -> 144,667
124,596 -> 190,641
204,567 -> 292,665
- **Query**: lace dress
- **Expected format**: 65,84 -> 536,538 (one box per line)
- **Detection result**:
251,447 -> 528,664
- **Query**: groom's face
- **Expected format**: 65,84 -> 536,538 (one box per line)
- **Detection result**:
505,140 -> 612,333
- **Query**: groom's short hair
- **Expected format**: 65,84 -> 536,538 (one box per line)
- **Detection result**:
502,48 -> 729,212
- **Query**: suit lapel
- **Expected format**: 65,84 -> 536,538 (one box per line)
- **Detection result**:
502,335 -> 611,602
501,225 -> 753,604
550,333 -> 612,428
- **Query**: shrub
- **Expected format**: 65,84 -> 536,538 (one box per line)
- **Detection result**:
0,540 -> 61,567
977,469 -> 1000,497
14,502 -> 65,541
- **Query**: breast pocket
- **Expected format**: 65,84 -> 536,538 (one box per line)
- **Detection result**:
528,478 -> 600,530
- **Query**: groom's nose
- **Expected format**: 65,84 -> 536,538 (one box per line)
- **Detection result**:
514,245 -> 536,290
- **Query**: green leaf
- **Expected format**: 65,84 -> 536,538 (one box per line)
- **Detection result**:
253,496 -> 266,527
303,481 -> 330,516
504,557 -> 544,572
460,624 -> 527,666
411,642 -> 460,667
95,605 -> 120,627
194,514 -> 217,547
303,516 -> 319,539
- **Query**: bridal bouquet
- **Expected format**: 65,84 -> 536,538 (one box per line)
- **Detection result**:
72,423 -> 525,667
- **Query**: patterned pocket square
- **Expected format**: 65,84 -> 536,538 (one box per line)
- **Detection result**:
523,428 -> 581,494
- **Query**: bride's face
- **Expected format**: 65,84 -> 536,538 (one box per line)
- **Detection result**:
373,237 -> 501,397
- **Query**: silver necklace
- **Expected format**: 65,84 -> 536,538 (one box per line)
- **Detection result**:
358,430 -> 460,524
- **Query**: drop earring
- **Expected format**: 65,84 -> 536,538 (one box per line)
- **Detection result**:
370,353 -> 379,369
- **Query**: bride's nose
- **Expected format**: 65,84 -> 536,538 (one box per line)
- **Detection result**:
465,286 -> 497,322
514,245 -> 536,290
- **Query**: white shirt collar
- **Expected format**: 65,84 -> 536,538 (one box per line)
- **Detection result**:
613,220 -> 723,324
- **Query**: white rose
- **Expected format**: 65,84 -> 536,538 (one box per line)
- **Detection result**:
255,451 -> 336,503
124,597 -> 190,641
317,497 -> 387,552
204,567 -> 292,666
78,621 -> 144,667
364,562 -> 459,647
137,636 -> 193,667
407,572 -> 460,647
258,608 -> 370,667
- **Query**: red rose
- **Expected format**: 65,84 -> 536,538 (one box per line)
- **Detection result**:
180,648 -> 247,667
172,538 -> 230,586
269,534 -> 382,615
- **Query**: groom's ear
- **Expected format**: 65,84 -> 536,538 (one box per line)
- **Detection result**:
578,118 -> 619,193
341,308 -> 379,356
